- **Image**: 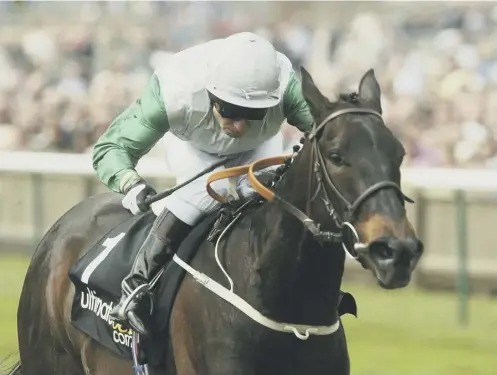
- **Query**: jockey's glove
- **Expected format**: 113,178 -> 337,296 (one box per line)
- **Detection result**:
121,180 -> 157,215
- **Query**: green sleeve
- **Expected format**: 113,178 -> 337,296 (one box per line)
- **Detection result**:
282,70 -> 315,133
92,73 -> 170,193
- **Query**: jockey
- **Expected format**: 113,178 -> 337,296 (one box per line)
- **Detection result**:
92,32 -> 314,335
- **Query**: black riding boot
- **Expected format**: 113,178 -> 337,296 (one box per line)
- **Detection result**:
109,209 -> 192,336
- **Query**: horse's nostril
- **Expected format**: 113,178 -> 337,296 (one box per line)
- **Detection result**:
370,237 -> 423,266
377,247 -> 394,259
369,239 -> 395,260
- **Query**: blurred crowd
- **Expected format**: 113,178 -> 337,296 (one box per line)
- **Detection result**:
1,2 -> 497,168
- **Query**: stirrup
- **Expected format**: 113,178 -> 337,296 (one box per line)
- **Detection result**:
117,284 -> 152,319
131,332 -> 151,375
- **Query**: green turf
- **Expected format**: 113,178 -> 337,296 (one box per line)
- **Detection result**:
341,281 -> 497,375
0,254 -> 496,375
0,254 -> 28,369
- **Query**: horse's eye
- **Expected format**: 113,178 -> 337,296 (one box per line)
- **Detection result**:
329,152 -> 345,166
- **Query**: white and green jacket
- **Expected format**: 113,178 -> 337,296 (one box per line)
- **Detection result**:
92,38 -> 314,194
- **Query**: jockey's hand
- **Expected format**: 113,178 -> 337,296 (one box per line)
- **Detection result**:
122,180 -> 157,215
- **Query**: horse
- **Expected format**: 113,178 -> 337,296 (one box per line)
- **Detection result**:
5,67 -> 423,375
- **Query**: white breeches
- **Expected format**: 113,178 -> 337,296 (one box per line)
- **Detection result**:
150,132 -> 284,225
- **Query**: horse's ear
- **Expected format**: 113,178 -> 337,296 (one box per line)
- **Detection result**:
358,69 -> 382,114
300,66 -> 329,119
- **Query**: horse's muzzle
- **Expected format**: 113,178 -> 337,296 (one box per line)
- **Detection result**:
368,236 -> 424,289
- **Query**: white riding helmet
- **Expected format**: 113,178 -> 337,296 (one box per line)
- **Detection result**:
206,32 -> 282,109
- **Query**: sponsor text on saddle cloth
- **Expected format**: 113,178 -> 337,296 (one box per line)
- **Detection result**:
69,159 -> 357,365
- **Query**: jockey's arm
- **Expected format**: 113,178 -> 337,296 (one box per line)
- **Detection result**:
282,70 -> 315,133
92,73 -> 169,194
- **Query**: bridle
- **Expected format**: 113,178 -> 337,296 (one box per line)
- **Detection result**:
247,107 -> 414,260
307,107 -> 414,258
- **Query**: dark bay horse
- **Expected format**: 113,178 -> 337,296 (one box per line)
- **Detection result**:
6,67 -> 423,375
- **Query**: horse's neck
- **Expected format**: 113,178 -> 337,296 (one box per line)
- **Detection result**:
248,145 -> 345,325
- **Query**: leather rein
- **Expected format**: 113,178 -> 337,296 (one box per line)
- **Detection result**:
207,107 -> 414,258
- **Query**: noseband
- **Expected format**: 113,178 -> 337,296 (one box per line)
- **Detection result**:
250,107 -> 414,259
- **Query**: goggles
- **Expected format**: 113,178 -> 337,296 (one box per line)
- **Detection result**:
209,93 -> 268,121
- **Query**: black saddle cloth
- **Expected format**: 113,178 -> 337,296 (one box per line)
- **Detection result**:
69,210 -> 219,364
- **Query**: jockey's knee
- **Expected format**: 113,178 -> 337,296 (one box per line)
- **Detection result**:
163,192 -> 223,226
